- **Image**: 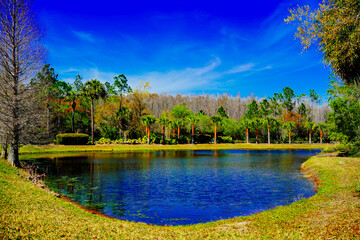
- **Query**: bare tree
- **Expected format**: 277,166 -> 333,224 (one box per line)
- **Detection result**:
0,0 -> 45,167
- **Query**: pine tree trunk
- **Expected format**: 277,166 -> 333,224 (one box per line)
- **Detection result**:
177,126 -> 180,138
256,128 -> 259,144
268,125 -> 270,144
309,130 -> 312,144
147,126 -> 150,144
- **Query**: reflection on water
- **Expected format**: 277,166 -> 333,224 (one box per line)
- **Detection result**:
23,149 -> 320,225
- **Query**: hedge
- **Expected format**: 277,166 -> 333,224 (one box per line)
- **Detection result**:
56,133 -> 89,145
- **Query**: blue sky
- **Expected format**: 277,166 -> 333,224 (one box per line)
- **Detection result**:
35,0 -> 331,99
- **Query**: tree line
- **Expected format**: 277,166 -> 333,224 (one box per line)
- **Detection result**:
0,63 -> 331,148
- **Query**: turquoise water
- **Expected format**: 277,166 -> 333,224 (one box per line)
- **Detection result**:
27,149 -> 320,225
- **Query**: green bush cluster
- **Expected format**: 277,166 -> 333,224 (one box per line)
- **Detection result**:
56,133 -> 90,145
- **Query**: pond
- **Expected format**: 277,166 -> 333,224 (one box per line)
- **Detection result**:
23,149 -> 320,225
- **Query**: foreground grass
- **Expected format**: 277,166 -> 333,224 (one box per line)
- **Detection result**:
19,143 -> 331,155
1,148 -> 359,239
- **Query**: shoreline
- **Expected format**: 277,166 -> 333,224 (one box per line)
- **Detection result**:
32,146 -> 322,226
2,144 -> 359,239
19,143 -> 332,156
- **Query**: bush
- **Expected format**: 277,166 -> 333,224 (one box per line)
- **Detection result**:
196,134 -> 212,144
56,133 -> 89,145
217,136 -> 234,143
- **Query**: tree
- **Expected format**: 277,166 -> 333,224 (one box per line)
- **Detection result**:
0,0 -> 45,166
217,106 -> 228,118
105,74 -> 132,138
286,0 -> 360,84
170,104 -> 191,138
264,117 -> 276,144
304,122 -> 317,144
82,79 -> 107,144
327,82 -> 360,143
250,118 -> 263,144
140,115 -> 156,144
66,75 -> 83,133
240,117 -> 252,144
259,99 -> 271,117
158,110 -> 171,142
278,87 -> 296,112
31,64 -> 58,137
115,107 -> 132,142
284,121 -> 295,144
211,115 -> 222,144
187,113 -> 199,144
246,100 -> 260,119
318,122 -> 327,144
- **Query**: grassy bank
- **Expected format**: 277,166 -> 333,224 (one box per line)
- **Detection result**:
1,148 -> 359,239
19,143 -> 331,155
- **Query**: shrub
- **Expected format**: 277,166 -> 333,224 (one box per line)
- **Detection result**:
217,136 -> 234,143
196,134 -> 212,144
56,133 -> 89,145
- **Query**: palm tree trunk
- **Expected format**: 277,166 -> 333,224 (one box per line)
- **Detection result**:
214,125 -> 217,144
162,125 -> 165,142
192,124 -> 195,144
320,130 -> 323,144
289,130 -> 291,144
268,125 -> 270,144
91,99 -> 94,144
246,128 -> 249,143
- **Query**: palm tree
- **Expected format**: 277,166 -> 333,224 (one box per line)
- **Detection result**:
211,115 -> 222,144
251,118 -> 263,144
158,116 -> 170,142
187,113 -> 198,144
171,104 -> 191,138
82,79 -> 107,144
240,117 -> 252,144
318,123 -> 326,144
264,117 -> 276,144
116,107 -> 132,142
140,115 -> 157,144
284,121 -> 295,144
304,122 -> 317,144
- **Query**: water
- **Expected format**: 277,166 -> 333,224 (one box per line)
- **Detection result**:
23,149 -> 320,225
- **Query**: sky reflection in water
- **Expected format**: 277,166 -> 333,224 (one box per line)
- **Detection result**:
27,149 -> 320,225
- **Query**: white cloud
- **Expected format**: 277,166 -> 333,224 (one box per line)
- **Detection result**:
127,58 -> 222,93
226,63 -> 255,74
73,31 -> 95,43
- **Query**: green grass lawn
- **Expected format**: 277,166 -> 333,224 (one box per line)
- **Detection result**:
1,144 -> 359,239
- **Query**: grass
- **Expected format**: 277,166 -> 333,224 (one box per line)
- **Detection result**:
19,143 -> 331,155
1,144 -> 360,239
